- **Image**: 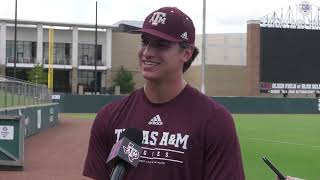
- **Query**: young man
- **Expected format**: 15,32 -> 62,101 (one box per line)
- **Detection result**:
83,7 -> 245,180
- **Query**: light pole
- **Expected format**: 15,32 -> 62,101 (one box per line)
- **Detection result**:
35,75 -> 38,86
35,74 -> 38,103
94,1 -> 98,94
13,0 -> 18,78
201,0 -> 207,94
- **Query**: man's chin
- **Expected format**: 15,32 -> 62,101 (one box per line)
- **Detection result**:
142,73 -> 160,81
143,75 -> 156,81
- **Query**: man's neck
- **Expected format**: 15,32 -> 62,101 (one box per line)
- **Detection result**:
144,78 -> 187,104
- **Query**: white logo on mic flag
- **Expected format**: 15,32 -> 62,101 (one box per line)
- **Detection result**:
123,142 -> 139,162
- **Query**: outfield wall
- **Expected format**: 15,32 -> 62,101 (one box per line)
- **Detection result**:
54,95 -> 320,114
0,103 -> 59,138
0,103 -> 59,169
54,95 -> 122,113
213,97 -> 319,113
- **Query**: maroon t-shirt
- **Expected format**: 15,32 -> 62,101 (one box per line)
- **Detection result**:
83,84 -> 245,180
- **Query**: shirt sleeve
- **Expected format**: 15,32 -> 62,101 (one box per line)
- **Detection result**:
203,107 -> 245,180
83,107 -> 113,180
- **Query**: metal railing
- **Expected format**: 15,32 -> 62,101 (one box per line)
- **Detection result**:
6,57 -> 36,64
44,58 -> 71,65
0,76 -> 52,108
79,58 -> 104,66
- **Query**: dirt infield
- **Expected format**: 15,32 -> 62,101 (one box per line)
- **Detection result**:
0,116 -> 94,180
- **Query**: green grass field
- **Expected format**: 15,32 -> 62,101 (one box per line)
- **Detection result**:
63,113 -> 320,180
234,114 -> 320,180
61,113 -> 96,120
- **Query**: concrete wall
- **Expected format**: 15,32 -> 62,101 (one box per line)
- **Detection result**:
185,33 -> 248,96
194,33 -> 246,66
185,65 -> 247,96
6,27 -> 37,41
111,32 -> 144,89
246,21 -> 261,96
43,28 -> 72,43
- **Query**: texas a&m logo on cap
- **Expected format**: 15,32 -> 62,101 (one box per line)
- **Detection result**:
132,7 -> 195,45
149,12 -> 167,26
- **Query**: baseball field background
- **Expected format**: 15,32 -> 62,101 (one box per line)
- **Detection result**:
62,113 -> 320,180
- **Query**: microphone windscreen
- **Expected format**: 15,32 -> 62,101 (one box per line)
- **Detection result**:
120,128 -> 143,146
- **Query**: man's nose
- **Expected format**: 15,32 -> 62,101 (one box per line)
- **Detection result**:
142,43 -> 155,57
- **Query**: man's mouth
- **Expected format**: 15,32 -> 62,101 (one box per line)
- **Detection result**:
143,61 -> 160,67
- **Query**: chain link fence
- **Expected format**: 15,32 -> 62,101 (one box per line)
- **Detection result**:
0,76 -> 52,108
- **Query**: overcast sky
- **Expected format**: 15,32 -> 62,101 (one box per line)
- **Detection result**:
1,0 -> 319,33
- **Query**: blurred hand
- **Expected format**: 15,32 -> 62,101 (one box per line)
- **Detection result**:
276,176 -> 304,180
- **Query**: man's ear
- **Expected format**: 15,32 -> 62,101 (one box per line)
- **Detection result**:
182,47 -> 193,63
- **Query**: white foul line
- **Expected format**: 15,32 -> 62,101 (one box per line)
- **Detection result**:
246,137 -> 320,148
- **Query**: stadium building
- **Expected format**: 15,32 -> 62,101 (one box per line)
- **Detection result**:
0,19 -> 249,96
1,2 -> 319,97
0,19 -> 114,94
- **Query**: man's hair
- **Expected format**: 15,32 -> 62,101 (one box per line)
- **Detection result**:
179,42 -> 199,73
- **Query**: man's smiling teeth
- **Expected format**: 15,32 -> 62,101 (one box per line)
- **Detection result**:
144,61 -> 159,66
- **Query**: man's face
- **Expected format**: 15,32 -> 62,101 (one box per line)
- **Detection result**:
138,34 -> 192,82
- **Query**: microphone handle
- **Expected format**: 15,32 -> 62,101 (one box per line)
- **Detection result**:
110,163 -> 126,180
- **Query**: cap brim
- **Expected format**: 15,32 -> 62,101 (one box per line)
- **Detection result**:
130,28 -> 181,42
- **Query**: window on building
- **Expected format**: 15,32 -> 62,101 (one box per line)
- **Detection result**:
6,40 -> 36,63
78,70 -> 101,92
43,42 -> 72,65
78,44 -> 102,66
52,69 -> 71,93
5,68 -> 28,81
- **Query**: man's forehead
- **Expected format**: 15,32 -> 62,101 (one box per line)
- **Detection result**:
141,34 -> 170,42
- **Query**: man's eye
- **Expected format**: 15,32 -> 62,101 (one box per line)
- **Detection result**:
140,39 -> 171,48
156,41 -> 170,48
141,40 -> 149,46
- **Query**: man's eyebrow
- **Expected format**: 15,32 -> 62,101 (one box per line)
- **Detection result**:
157,39 -> 170,43
141,34 -> 167,41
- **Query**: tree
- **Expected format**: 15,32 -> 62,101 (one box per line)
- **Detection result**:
112,66 -> 135,94
27,64 -> 48,85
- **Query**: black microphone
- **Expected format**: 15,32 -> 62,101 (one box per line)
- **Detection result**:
106,128 -> 143,180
